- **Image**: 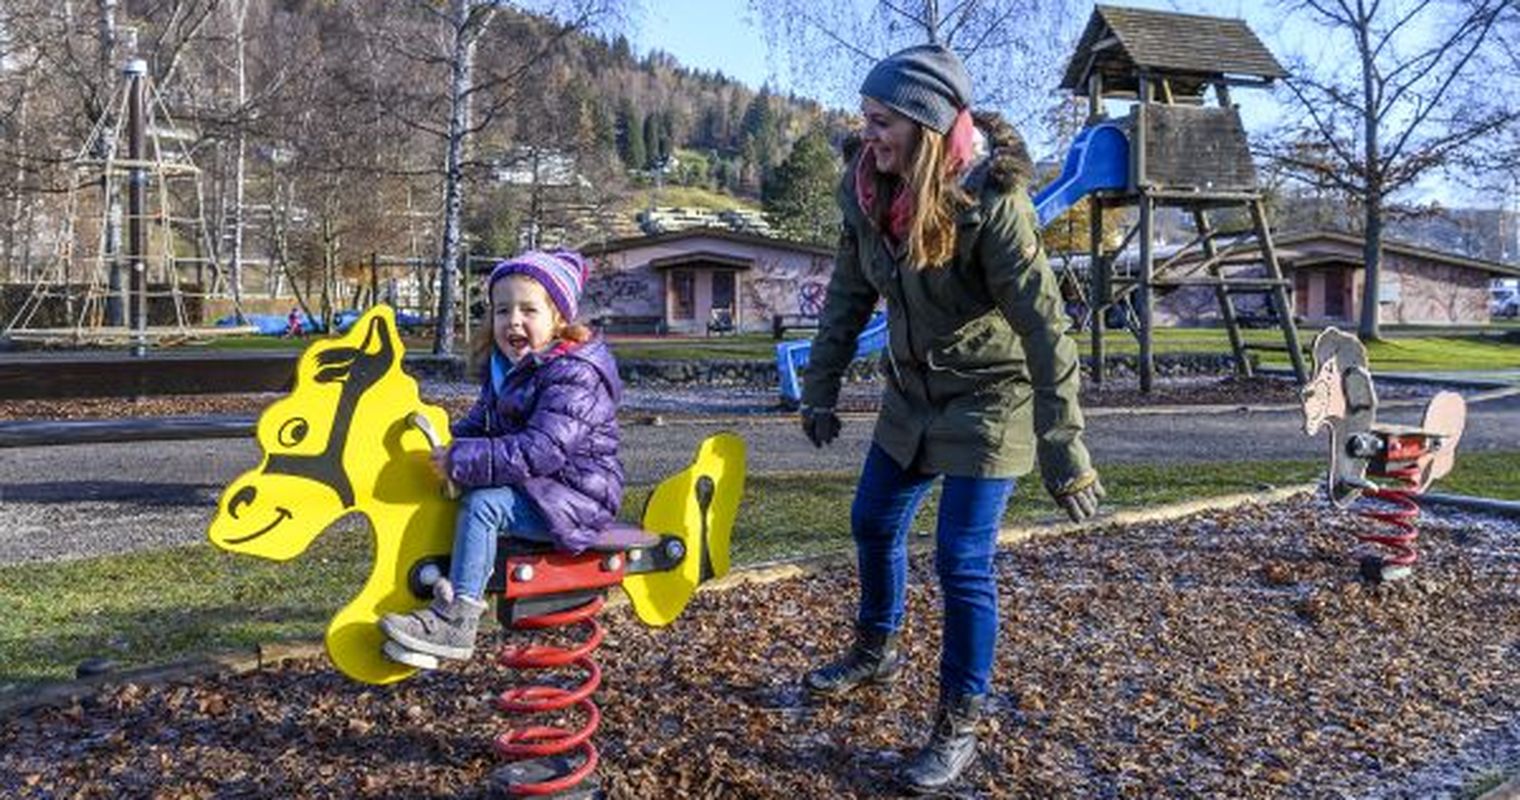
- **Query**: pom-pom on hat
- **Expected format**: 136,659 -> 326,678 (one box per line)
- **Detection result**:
487,249 -> 588,322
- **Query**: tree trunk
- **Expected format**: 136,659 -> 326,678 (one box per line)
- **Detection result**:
433,0 -> 485,356
4,87 -> 31,282
1355,4 -> 1382,342
228,0 -> 249,321
1358,187 -> 1383,340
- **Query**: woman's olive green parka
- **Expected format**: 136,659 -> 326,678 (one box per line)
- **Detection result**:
801,112 -> 1091,492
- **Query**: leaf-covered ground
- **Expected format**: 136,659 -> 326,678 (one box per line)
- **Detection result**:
3,496 -> 1517,799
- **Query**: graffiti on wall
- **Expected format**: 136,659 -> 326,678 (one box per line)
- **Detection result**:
582,258 -> 659,317
745,253 -> 833,319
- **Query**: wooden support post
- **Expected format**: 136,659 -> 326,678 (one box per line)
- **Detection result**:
1089,196 -> 1106,386
1250,199 -> 1308,383
1138,192 -> 1155,392
1193,210 -> 1252,377
126,59 -> 148,357
1135,75 -> 1155,392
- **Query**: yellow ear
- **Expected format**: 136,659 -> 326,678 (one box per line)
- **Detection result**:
621,434 -> 746,627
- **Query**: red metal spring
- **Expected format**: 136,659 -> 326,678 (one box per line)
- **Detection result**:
1356,462 -> 1422,570
493,595 -> 606,797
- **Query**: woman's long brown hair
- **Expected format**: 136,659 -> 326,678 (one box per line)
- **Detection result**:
869,126 -> 972,269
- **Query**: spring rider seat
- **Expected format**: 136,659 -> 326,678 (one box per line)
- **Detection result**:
206,306 -> 745,797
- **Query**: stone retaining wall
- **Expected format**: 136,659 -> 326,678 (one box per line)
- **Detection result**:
615,352 -> 1255,388
313,351 -> 1258,388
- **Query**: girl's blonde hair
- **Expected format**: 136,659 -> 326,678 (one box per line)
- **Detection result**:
468,287 -> 592,380
869,126 -> 972,268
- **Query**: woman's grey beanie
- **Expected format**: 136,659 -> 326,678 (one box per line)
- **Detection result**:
859,44 -> 972,134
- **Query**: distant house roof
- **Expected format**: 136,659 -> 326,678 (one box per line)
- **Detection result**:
1172,230 -> 1520,278
579,226 -> 834,259
647,250 -> 754,271
1061,5 -> 1287,95
1274,231 -> 1520,278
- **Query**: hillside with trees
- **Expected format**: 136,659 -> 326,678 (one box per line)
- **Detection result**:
0,0 -> 853,349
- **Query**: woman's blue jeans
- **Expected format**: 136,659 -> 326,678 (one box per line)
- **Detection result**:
449,486 -> 550,600
852,443 -> 1015,698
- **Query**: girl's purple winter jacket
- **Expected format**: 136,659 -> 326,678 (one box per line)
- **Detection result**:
446,338 -> 624,553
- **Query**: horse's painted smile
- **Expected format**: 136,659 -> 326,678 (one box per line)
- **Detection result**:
224,507 -> 293,545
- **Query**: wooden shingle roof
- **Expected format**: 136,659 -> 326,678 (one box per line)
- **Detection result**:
1060,5 -> 1286,95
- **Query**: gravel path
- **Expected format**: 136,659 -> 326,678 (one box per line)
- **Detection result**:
1,381 -> 1516,566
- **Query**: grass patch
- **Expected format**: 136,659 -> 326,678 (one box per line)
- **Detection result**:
608,327 -> 1520,373
4,452 -> 1516,688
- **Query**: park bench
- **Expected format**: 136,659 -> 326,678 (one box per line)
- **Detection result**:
771,313 -> 820,340
593,314 -> 666,335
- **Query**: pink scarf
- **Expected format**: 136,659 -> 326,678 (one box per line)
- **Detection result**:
854,108 -> 976,243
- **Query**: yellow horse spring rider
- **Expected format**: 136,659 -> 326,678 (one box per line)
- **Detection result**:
206,305 -> 745,686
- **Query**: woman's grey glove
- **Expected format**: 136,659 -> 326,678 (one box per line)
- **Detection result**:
800,405 -> 842,448
1052,472 -> 1105,522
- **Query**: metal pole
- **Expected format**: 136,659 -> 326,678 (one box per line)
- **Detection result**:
126,58 -> 148,357
1418,492 -> 1520,519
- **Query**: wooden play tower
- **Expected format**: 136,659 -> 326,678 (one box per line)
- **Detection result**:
1062,5 -> 1308,390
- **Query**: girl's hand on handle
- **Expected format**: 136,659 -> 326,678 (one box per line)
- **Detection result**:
410,412 -> 461,500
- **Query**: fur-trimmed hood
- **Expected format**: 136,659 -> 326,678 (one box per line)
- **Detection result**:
840,110 -> 1033,197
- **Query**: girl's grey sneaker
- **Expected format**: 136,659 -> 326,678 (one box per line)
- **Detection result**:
379,579 -> 488,660
382,639 -> 440,670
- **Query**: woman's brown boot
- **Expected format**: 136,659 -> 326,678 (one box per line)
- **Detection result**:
898,692 -> 985,793
803,623 -> 903,696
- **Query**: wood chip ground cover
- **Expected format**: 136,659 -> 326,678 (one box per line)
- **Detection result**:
2,496 -> 1516,798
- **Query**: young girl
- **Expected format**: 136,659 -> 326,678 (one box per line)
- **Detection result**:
381,248 -> 624,662
798,45 -> 1103,792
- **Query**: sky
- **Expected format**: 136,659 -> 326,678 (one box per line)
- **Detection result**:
630,0 -> 1485,207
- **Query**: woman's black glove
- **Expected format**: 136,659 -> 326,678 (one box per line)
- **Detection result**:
799,405 -> 842,448
1052,472 -> 1105,522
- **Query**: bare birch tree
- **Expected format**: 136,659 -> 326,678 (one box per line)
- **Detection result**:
748,0 -> 1079,129
1266,0 -> 1516,340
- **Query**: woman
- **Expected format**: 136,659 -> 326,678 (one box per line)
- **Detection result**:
799,44 -> 1104,793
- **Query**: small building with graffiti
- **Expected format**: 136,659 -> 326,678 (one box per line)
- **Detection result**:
578,228 -> 837,335
1155,230 -> 1520,327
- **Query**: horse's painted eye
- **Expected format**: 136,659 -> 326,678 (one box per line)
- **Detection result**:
278,418 -> 310,448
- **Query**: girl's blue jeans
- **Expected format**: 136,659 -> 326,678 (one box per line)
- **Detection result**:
449,486 -> 550,600
852,443 -> 1015,698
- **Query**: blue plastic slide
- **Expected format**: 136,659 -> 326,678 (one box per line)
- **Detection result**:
775,122 -> 1130,404
775,311 -> 886,405
1031,121 -> 1130,227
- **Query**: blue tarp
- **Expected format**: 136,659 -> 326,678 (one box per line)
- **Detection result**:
215,308 -> 431,336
